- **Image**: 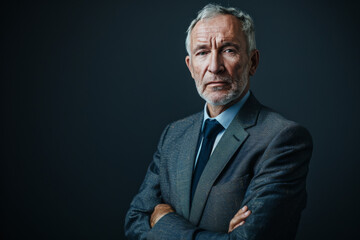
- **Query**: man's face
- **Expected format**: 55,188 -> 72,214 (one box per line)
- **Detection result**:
186,14 -> 255,106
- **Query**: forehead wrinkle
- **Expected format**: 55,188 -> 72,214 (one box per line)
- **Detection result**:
193,28 -> 237,44
193,25 -> 236,37
192,28 -> 239,47
192,34 -> 238,48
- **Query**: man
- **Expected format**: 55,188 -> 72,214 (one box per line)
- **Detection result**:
125,4 -> 312,240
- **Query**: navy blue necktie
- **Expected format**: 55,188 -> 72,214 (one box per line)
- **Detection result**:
191,119 -> 224,202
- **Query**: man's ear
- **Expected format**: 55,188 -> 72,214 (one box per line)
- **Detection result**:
249,50 -> 260,76
185,56 -> 194,78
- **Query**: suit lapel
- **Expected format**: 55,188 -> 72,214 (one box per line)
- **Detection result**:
176,112 -> 203,219
189,93 -> 261,225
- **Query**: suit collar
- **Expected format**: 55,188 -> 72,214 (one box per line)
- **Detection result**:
236,92 -> 261,129
175,112 -> 203,219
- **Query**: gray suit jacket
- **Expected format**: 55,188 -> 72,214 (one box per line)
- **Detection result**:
125,93 -> 313,240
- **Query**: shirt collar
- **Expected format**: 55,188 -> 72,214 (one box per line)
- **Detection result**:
202,90 -> 250,131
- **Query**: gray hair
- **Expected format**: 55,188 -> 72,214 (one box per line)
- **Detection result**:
185,4 -> 256,56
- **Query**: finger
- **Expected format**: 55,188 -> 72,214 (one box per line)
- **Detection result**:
229,210 -> 251,230
228,218 -> 246,233
234,205 -> 248,217
228,210 -> 249,231
154,203 -> 173,212
155,203 -> 169,209
232,221 -> 245,231
235,210 -> 251,221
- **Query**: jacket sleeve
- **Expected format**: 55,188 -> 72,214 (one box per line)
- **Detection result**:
124,124 -> 170,240
146,123 -> 313,240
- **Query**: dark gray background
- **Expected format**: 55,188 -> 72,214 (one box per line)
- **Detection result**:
1,0 -> 359,239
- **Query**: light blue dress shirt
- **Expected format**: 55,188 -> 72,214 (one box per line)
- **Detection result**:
194,91 -> 250,168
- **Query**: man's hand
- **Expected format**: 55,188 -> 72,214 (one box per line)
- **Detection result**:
150,203 -> 175,228
228,205 -> 251,233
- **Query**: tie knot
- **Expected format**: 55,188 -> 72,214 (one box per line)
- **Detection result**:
203,119 -> 224,140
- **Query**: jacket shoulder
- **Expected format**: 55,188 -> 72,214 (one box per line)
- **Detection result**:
256,105 -> 312,143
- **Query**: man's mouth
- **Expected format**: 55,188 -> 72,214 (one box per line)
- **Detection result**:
206,81 -> 230,90
206,81 -> 229,87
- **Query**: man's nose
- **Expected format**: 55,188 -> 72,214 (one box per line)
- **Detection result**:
207,52 -> 224,74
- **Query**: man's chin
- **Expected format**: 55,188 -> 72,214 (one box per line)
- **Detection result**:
202,92 -> 241,106
204,96 -> 232,106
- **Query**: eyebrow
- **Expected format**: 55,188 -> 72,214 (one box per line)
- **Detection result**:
192,42 -> 241,53
220,42 -> 241,50
192,45 -> 209,54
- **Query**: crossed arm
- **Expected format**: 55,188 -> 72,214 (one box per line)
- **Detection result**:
125,123 -> 312,240
150,204 -> 251,233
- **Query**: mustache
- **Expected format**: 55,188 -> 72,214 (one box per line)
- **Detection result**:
203,76 -> 232,85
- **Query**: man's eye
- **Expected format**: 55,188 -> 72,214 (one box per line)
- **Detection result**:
197,51 -> 208,56
224,49 -> 235,53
